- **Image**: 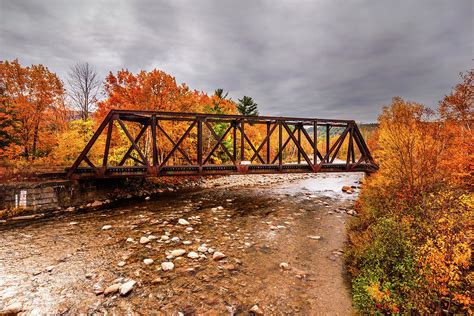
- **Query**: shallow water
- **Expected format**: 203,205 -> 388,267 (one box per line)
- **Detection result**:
0,173 -> 362,314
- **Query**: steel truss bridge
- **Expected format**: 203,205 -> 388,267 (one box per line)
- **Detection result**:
67,110 -> 378,179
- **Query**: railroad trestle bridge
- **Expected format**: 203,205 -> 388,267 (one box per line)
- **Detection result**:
67,110 -> 378,179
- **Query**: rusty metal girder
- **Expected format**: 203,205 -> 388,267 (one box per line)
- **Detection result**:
66,110 -> 378,179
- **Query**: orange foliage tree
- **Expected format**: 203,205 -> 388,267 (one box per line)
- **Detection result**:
0,60 -> 66,162
348,70 -> 473,314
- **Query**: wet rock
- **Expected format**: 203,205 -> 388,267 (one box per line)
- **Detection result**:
178,218 -> 190,225
250,304 -> 264,315
223,263 -> 236,271
279,262 -> 290,270
161,262 -> 175,271
151,277 -> 163,284
170,249 -> 186,257
197,246 -> 208,253
347,210 -> 357,216
102,225 -> 112,230
91,200 -> 103,207
187,251 -> 199,259
140,237 -> 150,244
144,258 -> 154,265
119,280 -> 136,296
2,302 -> 23,314
213,252 -> 226,260
341,186 -> 354,194
104,283 -> 121,295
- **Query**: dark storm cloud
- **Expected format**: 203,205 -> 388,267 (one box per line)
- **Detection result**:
1,0 -> 472,121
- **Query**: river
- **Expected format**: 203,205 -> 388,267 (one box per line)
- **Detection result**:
0,172 -> 363,314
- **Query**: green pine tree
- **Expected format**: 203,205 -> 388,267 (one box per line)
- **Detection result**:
237,96 -> 259,116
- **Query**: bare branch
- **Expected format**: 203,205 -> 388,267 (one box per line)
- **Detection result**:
67,62 -> 101,120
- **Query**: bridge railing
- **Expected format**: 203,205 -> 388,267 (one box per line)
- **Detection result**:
67,110 -> 378,179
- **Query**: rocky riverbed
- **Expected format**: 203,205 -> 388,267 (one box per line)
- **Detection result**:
0,172 -> 363,314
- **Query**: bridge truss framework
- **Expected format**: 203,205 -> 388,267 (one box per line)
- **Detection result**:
67,110 -> 378,179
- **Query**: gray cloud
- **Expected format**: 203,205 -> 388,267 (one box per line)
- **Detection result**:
1,0 -> 472,122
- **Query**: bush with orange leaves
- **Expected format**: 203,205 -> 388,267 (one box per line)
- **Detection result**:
347,70 -> 473,314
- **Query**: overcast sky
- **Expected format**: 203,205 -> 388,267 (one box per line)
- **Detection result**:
1,0 -> 472,122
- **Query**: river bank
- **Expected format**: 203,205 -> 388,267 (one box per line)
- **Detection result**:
0,172 -> 363,314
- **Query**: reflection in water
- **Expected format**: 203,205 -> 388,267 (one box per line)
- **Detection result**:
274,172 -> 364,199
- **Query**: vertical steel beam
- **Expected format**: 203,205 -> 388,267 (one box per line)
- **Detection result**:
326,124 -> 330,162
313,121 -> 317,166
151,115 -> 158,168
197,118 -> 202,173
233,120 -> 237,162
240,120 -> 245,161
266,121 -> 271,164
297,124 -> 301,164
278,121 -> 282,171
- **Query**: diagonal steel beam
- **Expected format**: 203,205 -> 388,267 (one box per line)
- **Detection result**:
117,119 -> 148,166
203,122 -> 234,165
250,123 -> 278,162
237,124 -> 265,164
204,121 -> 236,164
159,120 -> 197,169
156,122 -> 193,164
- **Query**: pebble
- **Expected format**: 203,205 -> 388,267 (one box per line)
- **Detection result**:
102,225 -> 112,230
144,258 -> 154,265
207,248 -> 215,254
279,262 -> 290,270
161,262 -> 175,271
178,218 -> 190,225
197,246 -> 208,253
104,283 -> 121,295
185,227 -> 194,231
119,280 -> 136,296
161,235 -> 169,241
117,261 -> 126,267
308,235 -> 321,240
170,249 -> 186,257
2,302 -> 22,314
126,237 -> 134,242
183,240 -> 192,245
250,304 -> 264,315
69,221 -> 78,225
46,265 -> 54,272
171,237 -> 180,242
140,237 -> 150,244
187,251 -> 199,259
213,251 -> 226,260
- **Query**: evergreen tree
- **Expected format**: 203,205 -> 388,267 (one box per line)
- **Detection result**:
237,96 -> 259,116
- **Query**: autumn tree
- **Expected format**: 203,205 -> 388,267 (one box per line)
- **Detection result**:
67,62 -> 101,120
438,69 -> 473,186
0,60 -> 66,161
